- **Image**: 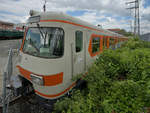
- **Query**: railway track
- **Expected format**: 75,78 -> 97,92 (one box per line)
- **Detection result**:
0,91 -> 35,113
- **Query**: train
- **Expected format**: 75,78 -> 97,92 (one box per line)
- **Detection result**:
14,10 -> 128,109
0,29 -> 24,40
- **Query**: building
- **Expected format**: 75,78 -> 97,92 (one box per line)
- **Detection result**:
0,21 -> 14,30
14,23 -> 26,31
107,29 -> 133,37
107,29 -> 121,33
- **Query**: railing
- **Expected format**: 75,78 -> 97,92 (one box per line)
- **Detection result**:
2,49 -> 13,113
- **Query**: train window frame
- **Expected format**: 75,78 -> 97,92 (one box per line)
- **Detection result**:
92,37 -> 100,53
75,30 -> 83,53
22,27 -> 65,59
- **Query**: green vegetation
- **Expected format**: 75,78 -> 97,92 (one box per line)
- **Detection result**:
117,29 -> 134,37
113,29 -> 140,38
54,38 -> 150,113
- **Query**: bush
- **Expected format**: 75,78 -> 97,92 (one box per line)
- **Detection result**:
53,38 -> 150,113
122,38 -> 150,49
102,80 -> 146,113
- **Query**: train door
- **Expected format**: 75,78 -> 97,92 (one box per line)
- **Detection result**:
73,30 -> 85,76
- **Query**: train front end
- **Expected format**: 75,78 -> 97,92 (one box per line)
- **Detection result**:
16,11 -> 69,102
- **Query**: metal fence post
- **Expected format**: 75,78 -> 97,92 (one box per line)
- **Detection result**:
2,72 -> 7,113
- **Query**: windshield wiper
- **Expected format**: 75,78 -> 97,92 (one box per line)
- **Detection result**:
37,23 -> 48,46
37,23 -> 45,39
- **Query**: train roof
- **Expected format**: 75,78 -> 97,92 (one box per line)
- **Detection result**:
28,10 -> 128,39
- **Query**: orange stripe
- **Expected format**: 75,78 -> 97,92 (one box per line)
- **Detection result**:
16,65 -> 63,86
35,71 -> 88,98
43,72 -> 63,86
17,65 -> 31,80
20,28 -> 28,52
35,82 -> 76,98
107,36 -> 110,48
100,35 -> 103,52
40,19 -> 105,33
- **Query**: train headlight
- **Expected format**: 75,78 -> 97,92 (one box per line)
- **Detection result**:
30,74 -> 44,86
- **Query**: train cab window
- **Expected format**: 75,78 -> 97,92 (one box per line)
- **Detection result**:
75,31 -> 83,52
23,27 -> 64,58
92,37 -> 100,53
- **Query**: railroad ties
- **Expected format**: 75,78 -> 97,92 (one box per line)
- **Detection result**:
0,91 -> 34,113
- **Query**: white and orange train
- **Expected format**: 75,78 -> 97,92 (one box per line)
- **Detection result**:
15,10 -> 128,106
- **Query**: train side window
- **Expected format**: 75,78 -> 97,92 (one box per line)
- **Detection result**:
117,38 -> 121,48
109,38 -> 115,49
103,37 -> 107,49
92,37 -> 100,53
75,31 -> 83,52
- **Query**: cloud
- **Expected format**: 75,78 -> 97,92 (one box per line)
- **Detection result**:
46,0 -> 129,17
0,0 -> 150,34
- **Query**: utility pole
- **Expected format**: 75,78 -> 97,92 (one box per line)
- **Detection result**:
128,4 -> 133,33
43,0 -> 47,12
137,0 -> 140,36
126,0 -> 140,37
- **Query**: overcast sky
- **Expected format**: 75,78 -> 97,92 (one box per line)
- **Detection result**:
0,0 -> 150,34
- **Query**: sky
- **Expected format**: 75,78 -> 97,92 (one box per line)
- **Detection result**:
0,0 -> 150,34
